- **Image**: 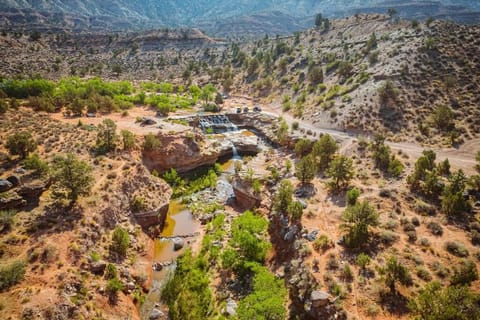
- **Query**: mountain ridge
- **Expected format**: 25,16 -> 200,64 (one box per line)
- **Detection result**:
0,0 -> 479,36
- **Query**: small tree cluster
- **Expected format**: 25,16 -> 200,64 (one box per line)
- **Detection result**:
370,135 -> 404,178
341,200 -> 379,248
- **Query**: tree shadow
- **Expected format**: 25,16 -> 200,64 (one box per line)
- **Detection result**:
379,291 -> 410,316
27,202 -> 84,239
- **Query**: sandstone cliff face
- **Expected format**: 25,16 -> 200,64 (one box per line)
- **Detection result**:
142,132 -> 219,174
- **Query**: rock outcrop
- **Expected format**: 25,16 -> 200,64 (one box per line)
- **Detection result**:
232,178 -> 262,209
143,130 -> 260,174
143,132 -> 219,174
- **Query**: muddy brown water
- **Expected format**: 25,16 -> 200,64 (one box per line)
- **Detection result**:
141,200 -> 200,319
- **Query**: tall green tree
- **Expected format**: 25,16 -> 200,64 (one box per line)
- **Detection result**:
273,180 -> 294,214
312,134 -> 338,172
96,119 -> 118,153
381,256 -> 412,295
409,281 -> 480,320
51,154 -> 93,203
341,200 -> 379,247
326,155 -> 354,192
121,130 -> 135,151
315,13 -> 323,27
295,154 -> 316,185
6,131 -> 37,159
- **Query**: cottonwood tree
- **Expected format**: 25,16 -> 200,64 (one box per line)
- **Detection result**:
51,154 -> 93,204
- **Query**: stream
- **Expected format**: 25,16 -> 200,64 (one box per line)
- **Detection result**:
140,129 -> 263,319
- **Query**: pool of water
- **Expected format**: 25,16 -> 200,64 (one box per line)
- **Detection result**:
141,200 -> 200,318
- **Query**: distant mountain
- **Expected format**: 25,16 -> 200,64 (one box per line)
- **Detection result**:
0,0 -> 479,35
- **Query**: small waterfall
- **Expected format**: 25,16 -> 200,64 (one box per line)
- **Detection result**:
231,143 -> 241,159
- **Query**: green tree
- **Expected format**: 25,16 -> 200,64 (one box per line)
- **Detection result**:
106,277 -> 125,303
237,266 -> 287,320
442,170 -> 470,218
341,201 -> 379,247
142,133 -> 161,152
346,188 -> 361,206
288,201 -> 304,222
326,155 -> 354,192
121,130 -> 135,151
294,138 -> 312,157
111,226 -> 130,257
378,79 -> 399,105
308,66 -> 324,84
24,153 -> 49,176
0,260 -> 26,290
163,168 -> 184,188
315,13 -> 323,27
356,253 -> 371,271
407,150 -> 437,192
409,281 -> 480,320
451,260 -> 478,286
214,92 -> 223,105
96,119 -> 118,153
295,154 -> 317,185
432,104 -> 455,131
276,118 -> 289,145
51,154 -> 93,203
200,83 -> 216,105
6,131 -> 37,159
0,210 -> 16,233
381,256 -> 412,295
388,8 -> 398,18
312,134 -> 338,172
230,211 -> 270,263
273,180 -> 294,214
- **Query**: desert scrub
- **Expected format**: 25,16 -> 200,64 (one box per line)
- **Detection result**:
445,241 -> 469,257
313,234 -> 333,252
0,260 -> 26,290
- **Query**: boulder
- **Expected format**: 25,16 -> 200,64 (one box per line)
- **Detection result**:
0,180 -> 13,193
232,179 -> 262,209
6,175 -> 21,187
225,299 -> 237,316
18,182 -> 49,200
0,191 -> 26,210
89,261 -> 107,275
173,238 -> 184,251
311,290 -> 330,308
149,308 -> 164,320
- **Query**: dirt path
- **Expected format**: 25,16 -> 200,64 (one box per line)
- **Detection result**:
253,99 -> 478,174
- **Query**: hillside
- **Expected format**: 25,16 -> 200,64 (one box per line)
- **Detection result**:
0,0 -> 479,36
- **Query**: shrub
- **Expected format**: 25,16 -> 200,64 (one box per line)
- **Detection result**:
0,260 -> 26,290
356,253 -> 371,270
416,267 -> 432,281
381,256 -> 412,294
6,131 -> 37,159
142,133 -> 161,151
313,234 -> 333,252
111,227 -> 130,257
130,196 -> 146,213
0,210 -> 16,233
445,241 -> 469,257
346,188 -> 360,206
24,153 -> 49,176
451,260 -> 478,286
427,221 -> 443,236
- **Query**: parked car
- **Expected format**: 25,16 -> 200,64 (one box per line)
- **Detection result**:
243,106 -> 249,113
236,107 -> 242,114
253,105 -> 262,112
